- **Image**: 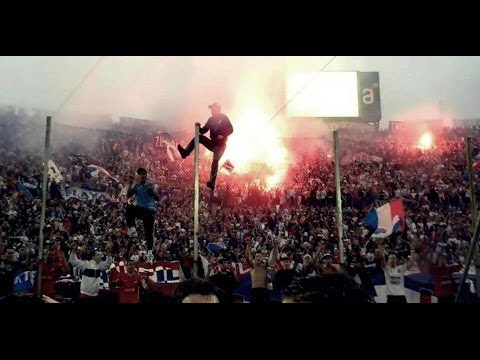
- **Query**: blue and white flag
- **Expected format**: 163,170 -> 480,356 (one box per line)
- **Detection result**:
13,270 -> 36,294
23,181 -> 37,189
86,164 -> 115,180
207,241 -> 227,254
18,182 -> 33,201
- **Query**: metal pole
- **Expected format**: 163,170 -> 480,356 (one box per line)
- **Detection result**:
193,123 -> 200,278
37,116 -> 51,297
455,138 -> 480,302
455,211 -> 480,303
466,137 -> 480,299
466,138 -> 477,229
333,130 -> 345,265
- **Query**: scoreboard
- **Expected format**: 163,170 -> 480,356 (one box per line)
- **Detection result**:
286,71 -> 382,123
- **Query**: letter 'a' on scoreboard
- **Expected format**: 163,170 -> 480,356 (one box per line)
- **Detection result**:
357,72 -> 381,122
286,71 -> 382,123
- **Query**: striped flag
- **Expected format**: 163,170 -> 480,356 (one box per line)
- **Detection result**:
365,198 -> 405,239
136,261 -> 181,284
136,261 -> 182,298
220,159 -> 235,174
207,241 -> 227,254
18,182 -> 33,201
23,181 -> 37,189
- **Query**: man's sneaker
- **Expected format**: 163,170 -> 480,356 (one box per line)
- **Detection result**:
128,227 -> 138,237
206,180 -> 215,191
177,144 -> 188,159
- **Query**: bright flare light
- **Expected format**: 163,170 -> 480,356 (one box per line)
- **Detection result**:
266,173 -> 282,190
287,72 -> 359,117
418,132 -> 433,150
222,107 -> 290,190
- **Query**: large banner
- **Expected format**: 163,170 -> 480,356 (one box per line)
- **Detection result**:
153,132 -> 182,161
153,132 -> 178,148
341,152 -> 383,166
62,187 -> 109,202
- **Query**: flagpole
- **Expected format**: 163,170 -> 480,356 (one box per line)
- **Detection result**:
455,137 -> 480,302
455,211 -> 480,303
193,123 -> 200,278
37,116 -> 51,297
333,130 -> 345,266
466,137 -> 477,229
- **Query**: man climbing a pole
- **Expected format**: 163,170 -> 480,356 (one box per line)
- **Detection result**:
177,102 -> 234,192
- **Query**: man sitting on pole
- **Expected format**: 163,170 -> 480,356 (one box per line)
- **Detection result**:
177,102 -> 234,191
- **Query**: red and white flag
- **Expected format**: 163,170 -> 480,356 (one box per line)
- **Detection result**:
221,159 -> 235,174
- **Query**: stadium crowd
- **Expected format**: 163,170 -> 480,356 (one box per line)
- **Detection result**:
1,108 -> 479,303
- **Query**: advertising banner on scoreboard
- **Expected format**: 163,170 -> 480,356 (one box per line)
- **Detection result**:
286,71 -> 382,123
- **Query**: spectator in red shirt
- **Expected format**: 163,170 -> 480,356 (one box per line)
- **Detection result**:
63,218 -> 73,234
431,254 -> 461,303
42,247 -> 70,297
113,260 -> 146,304
179,248 -> 193,279
318,253 -> 338,274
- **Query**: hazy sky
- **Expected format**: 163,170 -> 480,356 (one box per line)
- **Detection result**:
0,56 -> 479,133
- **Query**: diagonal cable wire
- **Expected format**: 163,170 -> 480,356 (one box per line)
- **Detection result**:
266,56 -> 337,124
53,56 -> 106,118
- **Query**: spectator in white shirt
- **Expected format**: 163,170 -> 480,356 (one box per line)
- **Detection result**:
69,246 -> 113,303
377,240 -> 416,304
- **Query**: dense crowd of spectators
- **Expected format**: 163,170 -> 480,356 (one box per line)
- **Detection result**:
1,107 -> 479,303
